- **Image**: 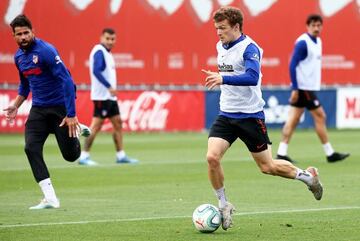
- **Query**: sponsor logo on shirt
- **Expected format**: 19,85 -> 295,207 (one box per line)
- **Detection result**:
22,67 -> 42,77
218,63 -> 234,72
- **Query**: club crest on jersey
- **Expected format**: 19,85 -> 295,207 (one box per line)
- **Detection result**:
32,55 -> 38,64
218,63 -> 234,72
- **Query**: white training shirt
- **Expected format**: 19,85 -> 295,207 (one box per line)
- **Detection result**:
295,33 -> 322,91
217,36 -> 265,114
89,44 -> 117,100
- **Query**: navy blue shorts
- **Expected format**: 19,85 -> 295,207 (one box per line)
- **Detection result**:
93,100 -> 120,118
291,90 -> 321,110
209,115 -> 272,153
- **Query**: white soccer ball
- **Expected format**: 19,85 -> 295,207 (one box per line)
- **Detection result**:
192,204 -> 221,233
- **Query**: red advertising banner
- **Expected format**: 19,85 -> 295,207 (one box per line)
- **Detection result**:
0,0 -> 359,86
336,88 -> 360,128
0,90 -> 204,133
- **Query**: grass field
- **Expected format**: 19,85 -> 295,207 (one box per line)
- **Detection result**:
0,129 -> 359,241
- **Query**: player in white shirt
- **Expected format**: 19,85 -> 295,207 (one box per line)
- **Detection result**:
79,28 -> 138,165
202,7 -> 323,231
277,14 -> 349,163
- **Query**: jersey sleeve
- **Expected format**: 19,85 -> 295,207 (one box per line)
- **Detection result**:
42,45 -> 76,117
15,59 -> 30,98
92,50 -> 111,88
289,40 -> 307,90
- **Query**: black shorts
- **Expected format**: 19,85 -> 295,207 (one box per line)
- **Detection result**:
291,90 -> 321,110
93,100 -> 120,118
209,115 -> 272,153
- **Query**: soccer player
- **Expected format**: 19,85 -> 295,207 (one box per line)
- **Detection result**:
78,28 -> 138,165
276,14 -> 350,163
3,14 -> 90,209
202,7 -> 323,231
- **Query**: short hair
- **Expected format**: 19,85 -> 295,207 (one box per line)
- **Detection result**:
213,6 -> 243,31
306,14 -> 323,25
102,28 -> 115,35
10,14 -> 32,32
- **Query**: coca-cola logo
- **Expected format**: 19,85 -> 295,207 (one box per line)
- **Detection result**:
119,91 -> 171,131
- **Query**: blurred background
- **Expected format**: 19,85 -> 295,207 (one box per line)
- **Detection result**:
1,0 -> 359,132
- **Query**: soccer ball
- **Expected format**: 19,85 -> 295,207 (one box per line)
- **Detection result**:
192,204 -> 221,233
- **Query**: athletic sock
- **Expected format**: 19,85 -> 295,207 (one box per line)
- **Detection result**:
323,142 -> 335,156
116,150 -> 126,160
215,187 -> 227,209
295,168 -> 313,186
79,151 -> 90,160
39,178 -> 58,203
277,142 -> 288,156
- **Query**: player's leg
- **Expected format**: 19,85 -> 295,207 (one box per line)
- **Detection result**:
308,93 -> 349,163
207,137 -> 234,230
207,116 -> 237,230
107,101 -> 138,164
79,100 -> 106,165
78,116 -> 104,165
207,137 -> 229,195
52,106 -> 81,162
277,106 -> 304,162
240,117 -> 323,200
252,146 -> 323,200
25,107 -> 59,209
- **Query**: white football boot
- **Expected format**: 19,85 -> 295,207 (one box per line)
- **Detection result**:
78,123 -> 91,137
306,167 -> 323,200
29,198 -> 60,210
219,202 -> 235,230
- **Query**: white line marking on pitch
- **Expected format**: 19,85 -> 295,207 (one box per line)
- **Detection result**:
1,206 -> 359,229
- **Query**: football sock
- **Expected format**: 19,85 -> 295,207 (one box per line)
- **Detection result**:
277,142 -> 288,156
295,168 -> 313,186
323,142 -> 335,156
215,187 -> 227,209
116,150 -> 126,160
39,178 -> 58,202
79,151 -> 90,160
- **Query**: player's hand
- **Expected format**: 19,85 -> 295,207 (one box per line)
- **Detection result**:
3,105 -> 18,123
109,87 -> 117,97
59,116 -> 80,138
289,90 -> 299,104
202,69 -> 223,90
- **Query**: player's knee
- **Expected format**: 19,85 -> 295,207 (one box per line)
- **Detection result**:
62,151 -> 80,162
24,143 -> 41,156
259,163 -> 275,175
206,153 -> 221,169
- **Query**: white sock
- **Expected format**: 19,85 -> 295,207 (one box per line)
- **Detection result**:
116,150 -> 126,160
215,187 -> 227,209
295,168 -> 313,186
323,143 -> 334,156
79,151 -> 90,160
39,178 -> 58,202
277,142 -> 288,156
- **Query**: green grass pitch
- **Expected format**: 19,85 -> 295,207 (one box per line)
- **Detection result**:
0,129 -> 359,241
